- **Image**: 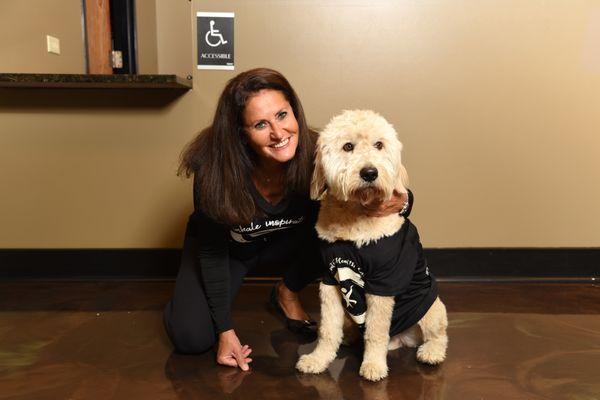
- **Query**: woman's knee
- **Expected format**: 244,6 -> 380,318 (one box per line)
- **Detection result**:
164,301 -> 216,354
172,333 -> 215,354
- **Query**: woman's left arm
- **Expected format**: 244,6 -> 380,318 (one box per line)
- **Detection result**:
361,189 -> 414,218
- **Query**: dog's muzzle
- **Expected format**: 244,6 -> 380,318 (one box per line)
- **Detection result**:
359,167 -> 378,183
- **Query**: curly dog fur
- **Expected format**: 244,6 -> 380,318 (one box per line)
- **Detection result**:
296,110 -> 448,381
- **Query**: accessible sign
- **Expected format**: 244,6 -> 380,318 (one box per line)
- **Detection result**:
197,12 -> 234,70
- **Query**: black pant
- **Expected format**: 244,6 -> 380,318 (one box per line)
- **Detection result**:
163,222 -> 323,354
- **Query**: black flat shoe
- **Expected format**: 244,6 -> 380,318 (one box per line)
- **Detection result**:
269,284 -> 317,337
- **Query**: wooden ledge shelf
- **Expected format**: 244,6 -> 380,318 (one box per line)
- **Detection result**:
0,73 -> 193,90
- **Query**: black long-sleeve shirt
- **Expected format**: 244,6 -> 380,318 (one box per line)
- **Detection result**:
189,177 -> 320,333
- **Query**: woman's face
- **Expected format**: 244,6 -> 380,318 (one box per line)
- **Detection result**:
242,89 -> 299,168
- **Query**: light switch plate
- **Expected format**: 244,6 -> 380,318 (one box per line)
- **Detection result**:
46,35 -> 60,55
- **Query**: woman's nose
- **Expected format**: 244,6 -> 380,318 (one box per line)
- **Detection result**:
270,121 -> 286,139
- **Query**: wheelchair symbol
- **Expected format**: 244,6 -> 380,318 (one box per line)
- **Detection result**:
205,20 -> 228,47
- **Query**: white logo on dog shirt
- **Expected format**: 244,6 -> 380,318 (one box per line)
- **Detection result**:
341,286 -> 358,308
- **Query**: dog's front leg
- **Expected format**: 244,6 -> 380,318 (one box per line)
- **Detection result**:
360,293 -> 394,381
296,283 -> 345,374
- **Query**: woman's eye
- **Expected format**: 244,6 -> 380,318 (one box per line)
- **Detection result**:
374,141 -> 384,150
343,142 -> 354,152
254,121 -> 267,129
277,111 -> 287,120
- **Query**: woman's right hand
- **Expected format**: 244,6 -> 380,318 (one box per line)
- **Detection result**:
217,329 -> 253,371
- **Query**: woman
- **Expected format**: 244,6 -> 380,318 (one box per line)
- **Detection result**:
163,68 -> 411,371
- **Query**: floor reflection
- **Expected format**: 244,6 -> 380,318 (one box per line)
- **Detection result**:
162,326 -> 449,400
0,282 -> 598,400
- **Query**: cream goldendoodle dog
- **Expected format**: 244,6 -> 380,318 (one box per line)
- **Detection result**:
296,110 -> 448,381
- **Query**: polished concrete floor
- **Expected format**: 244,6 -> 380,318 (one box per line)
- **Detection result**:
0,281 -> 598,400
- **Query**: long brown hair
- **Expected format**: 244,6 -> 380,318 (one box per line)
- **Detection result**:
178,68 -> 316,226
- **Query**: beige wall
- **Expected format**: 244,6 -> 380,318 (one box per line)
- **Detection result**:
1,0 -> 600,249
135,0 -> 159,74
0,0 -> 86,73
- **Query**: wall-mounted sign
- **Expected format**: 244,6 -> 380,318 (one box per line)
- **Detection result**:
197,12 -> 234,70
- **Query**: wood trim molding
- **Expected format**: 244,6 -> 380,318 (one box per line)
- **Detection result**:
84,0 -> 113,74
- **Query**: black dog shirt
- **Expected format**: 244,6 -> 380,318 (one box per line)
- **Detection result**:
320,218 -> 438,336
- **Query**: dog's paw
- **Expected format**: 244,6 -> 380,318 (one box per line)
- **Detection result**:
296,353 -> 331,374
416,340 -> 447,365
359,361 -> 388,382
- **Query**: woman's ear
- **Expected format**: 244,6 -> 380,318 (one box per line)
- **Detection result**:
395,163 -> 409,194
310,149 -> 328,201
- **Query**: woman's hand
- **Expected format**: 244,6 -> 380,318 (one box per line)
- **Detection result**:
217,329 -> 253,371
361,191 -> 409,217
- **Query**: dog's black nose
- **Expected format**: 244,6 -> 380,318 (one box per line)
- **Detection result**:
360,167 -> 378,182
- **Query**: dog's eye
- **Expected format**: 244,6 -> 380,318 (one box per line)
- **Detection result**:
374,141 -> 384,150
342,143 -> 354,152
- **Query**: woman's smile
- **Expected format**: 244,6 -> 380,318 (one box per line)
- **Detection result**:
271,137 -> 290,149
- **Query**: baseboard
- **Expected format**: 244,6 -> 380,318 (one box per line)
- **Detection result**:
424,248 -> 598,278
0,249 -> 179,280
0,248 -> 598,280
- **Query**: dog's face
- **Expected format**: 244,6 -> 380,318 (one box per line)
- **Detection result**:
311,110 -> 408,205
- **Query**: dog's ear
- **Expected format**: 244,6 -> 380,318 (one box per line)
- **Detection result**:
395,163 -> 409,194
310,149 -> 328,201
